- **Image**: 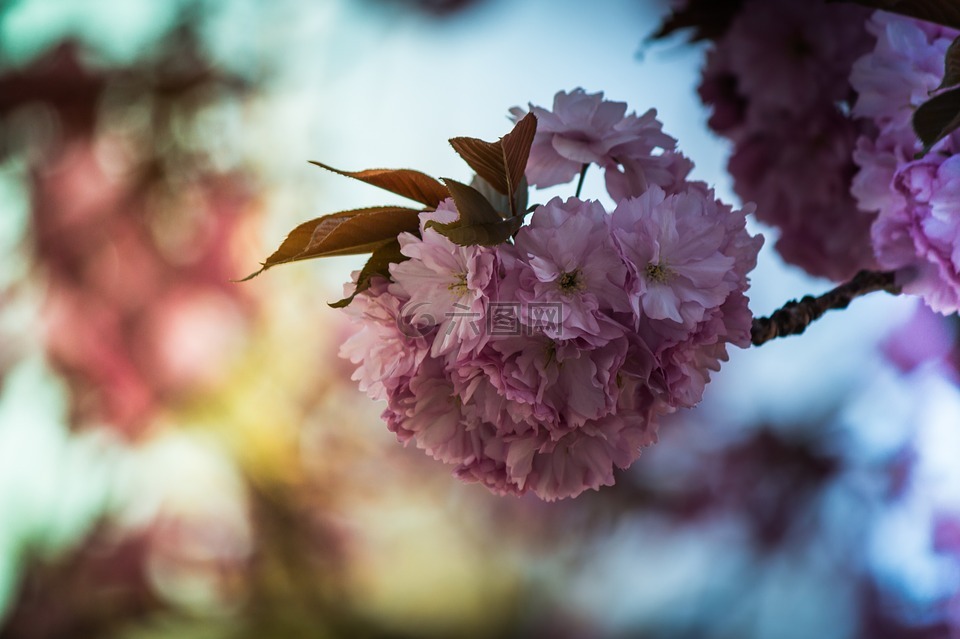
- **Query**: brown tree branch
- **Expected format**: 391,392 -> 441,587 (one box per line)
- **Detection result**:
751,270 -> 901,346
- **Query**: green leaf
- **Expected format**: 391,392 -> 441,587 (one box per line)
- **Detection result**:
329,239 -> 407,308
913,86 -> 960,153
425,178 -> 523,246
308,162 -> 450,208
241,205 -> 421,280
937,35 -> 960,91
448,112 -> 536,216
827,0 -> 960,30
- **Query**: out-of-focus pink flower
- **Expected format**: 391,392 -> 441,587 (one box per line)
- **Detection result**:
933,513 -> 960,556
852,12 -> 958,153
30,141 -> 256,436
851,137 -> 903,223
3,38 -> 259,438
698,44 -> 748,140
881,301 -> 957,377
723,0 -> 871,119
694,0 -> 874,282
728,108 -> 879,280
849,12 -> 960,313
145,287 -> 248,391
871,156 -> 960,314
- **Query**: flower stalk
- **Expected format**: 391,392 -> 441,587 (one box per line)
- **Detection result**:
575,163 -> 589,198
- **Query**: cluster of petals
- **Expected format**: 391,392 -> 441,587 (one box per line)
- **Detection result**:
869,155 -> 960,314
850,12 -> 960,313
340,91 -> 762,500
719,0 -> 873,122
727,108 -> 878,280
851,13 -> 959,151
697,0 -> 877,281
697,1 -> 960,309
510,88 -> 691,201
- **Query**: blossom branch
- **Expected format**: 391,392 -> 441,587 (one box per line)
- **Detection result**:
751,270 -> 901,346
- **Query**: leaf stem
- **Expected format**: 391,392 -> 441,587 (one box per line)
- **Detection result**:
575,163 -> 589,199
751,270 -> 901,346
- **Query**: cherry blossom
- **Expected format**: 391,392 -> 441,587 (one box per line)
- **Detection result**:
339,91 -> 763,500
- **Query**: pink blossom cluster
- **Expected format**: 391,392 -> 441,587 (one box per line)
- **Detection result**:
509,88 -> 692,201
695,3 -> 960,312
340,90 -> 762,501
697,0 -> 878,281
850,12 -> 960,314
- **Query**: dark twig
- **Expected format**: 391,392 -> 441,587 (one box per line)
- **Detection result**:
751,270 -> 901,346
